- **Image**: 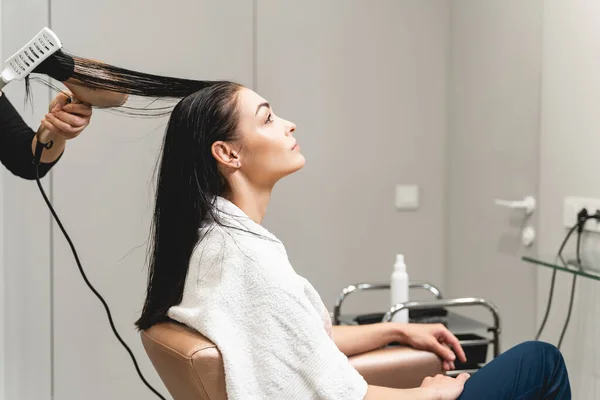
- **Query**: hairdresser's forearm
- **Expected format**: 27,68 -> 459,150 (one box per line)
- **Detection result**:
332,324 -> 399,357
31,134 -> 65,164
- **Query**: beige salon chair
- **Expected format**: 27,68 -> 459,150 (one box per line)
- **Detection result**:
141,320 -> 442,400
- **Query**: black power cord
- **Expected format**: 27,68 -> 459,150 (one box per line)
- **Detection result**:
535,222 -> 578,341
33,141 -> 166,399
535,207 -> 600,349
556,209 -> 585,349
556,209 -> 600,349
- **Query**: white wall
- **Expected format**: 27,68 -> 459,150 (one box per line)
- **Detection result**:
260,0 -> 450,314
447,0 -> 543,351
539,1 -> 600,397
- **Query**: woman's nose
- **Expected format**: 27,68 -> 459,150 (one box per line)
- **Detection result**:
286,120 -> 296,135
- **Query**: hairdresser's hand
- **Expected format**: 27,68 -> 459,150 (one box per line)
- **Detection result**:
40,91 -> 92,140
420,373 -> 470,400
396,323 -> 467,371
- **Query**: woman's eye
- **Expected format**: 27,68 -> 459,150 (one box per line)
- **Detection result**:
266,113 -> 273,124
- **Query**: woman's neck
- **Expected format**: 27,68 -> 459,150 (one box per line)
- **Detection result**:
226,183 -> 272,224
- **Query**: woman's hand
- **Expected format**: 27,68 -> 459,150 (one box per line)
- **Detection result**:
40,91 -> 92,140
398,323 -> 467,371
420,373 -> 470,400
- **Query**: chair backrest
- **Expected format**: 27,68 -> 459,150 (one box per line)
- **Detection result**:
141,321 -> 443,400
141,321 -> 226,400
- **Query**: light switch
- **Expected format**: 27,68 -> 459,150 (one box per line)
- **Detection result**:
395,184 -> 419,211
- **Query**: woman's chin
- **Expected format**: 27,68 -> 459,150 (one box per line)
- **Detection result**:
292,154 -> 306,171
281,155 -> 306,179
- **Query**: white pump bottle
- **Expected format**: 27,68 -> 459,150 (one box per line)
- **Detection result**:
390,254 -> 409,323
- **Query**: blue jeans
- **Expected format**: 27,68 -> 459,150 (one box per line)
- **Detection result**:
457,341 -> 571,400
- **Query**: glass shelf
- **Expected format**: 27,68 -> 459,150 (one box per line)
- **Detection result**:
522,253 -> 600,282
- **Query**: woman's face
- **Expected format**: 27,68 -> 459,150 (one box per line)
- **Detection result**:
234,87 -> 305,187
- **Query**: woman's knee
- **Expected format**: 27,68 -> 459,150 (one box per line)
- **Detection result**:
512,340 -> 566,368
518,340 -> 561,354
516,340 -> 557,352
513,341 -> 571,397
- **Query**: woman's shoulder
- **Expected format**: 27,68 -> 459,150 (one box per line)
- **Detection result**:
193,222 -> 293,281
192,223 -> 249,268
196,222 -> 263,258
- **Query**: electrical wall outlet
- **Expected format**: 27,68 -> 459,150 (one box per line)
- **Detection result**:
563,196 -> 600,233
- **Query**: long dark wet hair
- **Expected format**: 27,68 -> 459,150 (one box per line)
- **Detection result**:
29,49 -> 248,330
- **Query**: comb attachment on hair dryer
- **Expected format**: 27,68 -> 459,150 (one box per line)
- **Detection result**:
0,27 -> 62,89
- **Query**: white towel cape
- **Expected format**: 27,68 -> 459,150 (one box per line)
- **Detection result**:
167,196 -> 368,399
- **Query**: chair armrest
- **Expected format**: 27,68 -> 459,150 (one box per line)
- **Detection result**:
349,345 -> 442,389
383,297 -> 502,357
333,281 -> 443,325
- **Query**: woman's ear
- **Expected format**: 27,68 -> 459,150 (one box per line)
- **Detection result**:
211,141 -> 241,169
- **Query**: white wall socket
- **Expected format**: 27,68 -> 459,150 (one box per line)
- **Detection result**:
563,196 -> 600,233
